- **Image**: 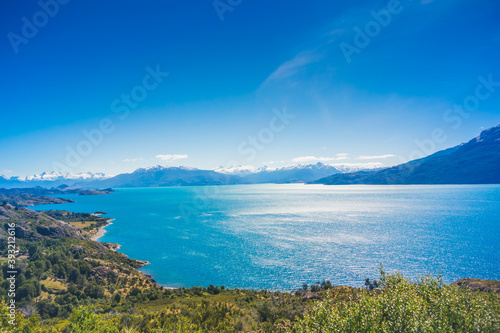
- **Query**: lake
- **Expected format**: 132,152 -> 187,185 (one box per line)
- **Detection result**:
32,184 -> 500,290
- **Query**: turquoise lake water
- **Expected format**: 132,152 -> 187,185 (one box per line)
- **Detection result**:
32,184 -> 500,290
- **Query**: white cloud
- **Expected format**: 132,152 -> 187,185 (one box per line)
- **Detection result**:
0,169 -> 13,174
155,154 -> 188,162
123,157 -> 144,163
357,154 -> 396,160
292,156 -> 344,163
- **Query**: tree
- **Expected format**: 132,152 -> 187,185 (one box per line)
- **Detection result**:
68,268 -> 81,284
311,285 -> 321,292
17,283 -> 36,302
84,284 -> 104,299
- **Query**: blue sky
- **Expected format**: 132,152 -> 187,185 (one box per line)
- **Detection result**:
1,0 -> 500,177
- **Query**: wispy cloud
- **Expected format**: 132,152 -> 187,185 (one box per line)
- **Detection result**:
123,157 -> 144,163
0,169 -> 13,174
264,51 -> 323,83
292,154 -> 348,163
327,28 -> 346,37
357,154 -> 395,160
156,154 -> 188,162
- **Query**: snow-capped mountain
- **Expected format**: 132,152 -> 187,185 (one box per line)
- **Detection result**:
0,172 -> 112,188
328,163 -> 386,173
214,165 -> 257,176
25,171 -> 110,181
240,162 -> 341,183
216,162 -> 384,177
135,165 -> 198,173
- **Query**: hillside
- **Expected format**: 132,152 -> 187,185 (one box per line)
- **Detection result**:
0,202 -> 158,320
0,187 -> 113,207
315,125 -> 500,185
0,194 -> 74,207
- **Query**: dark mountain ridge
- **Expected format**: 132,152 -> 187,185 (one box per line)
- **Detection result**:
314,124 -> 500,185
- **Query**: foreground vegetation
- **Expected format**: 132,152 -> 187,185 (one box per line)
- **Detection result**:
2,269 -> 499,332
296,269 -> 500,332
1,200 -> 499,332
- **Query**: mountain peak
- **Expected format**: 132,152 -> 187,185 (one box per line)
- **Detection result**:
475,124 -> 500,143
136,165 -> 199,173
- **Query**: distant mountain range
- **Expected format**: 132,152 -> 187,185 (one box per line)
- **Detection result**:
76,163 -> 350,188
314,124 -> 500,185
0,172 -> 110,189
0,163 -> 370,189
76,166 -> 242,188
2,125 -> 498,189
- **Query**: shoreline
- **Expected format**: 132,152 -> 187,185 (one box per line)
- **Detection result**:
89,214 -> 154,274
90,217 -> 115,242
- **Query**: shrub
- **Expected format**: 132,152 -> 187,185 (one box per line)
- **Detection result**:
294,269 -> 500,332
63,306 -> 119,333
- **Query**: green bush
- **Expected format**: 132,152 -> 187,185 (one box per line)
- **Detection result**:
294,269 -> 500,332
63,306 -> 119,333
